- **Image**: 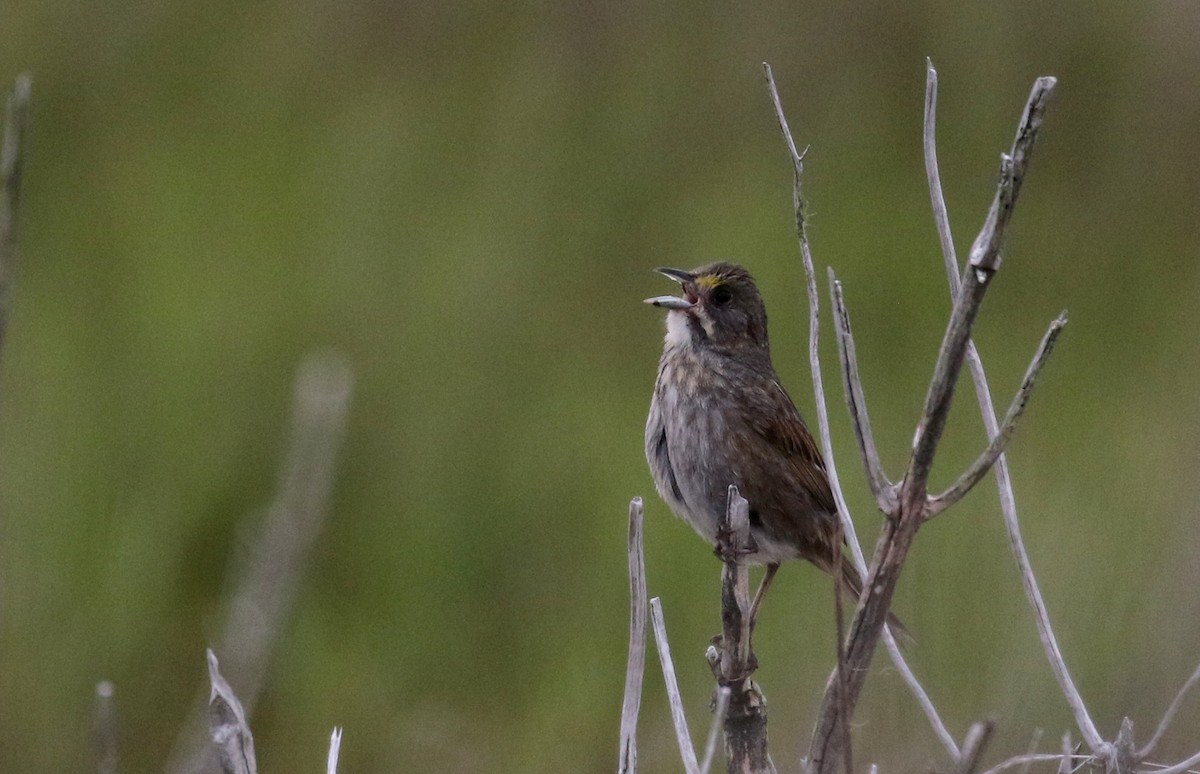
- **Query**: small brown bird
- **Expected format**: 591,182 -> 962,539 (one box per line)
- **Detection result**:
644,262 -> 865,621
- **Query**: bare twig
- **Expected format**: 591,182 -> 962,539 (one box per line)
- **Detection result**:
699,687 -> 732,774
619,497 -> 648,774
326,727 -> 343,774
927,313 -> 1067,518
952,721 -> 995,774
828,271 -> 896,512
923,60 -> 958,294
1016,728 -> 1044,774
0,73 -> 30,363
922,60 -> 1103,755
710,486 -> 774,774
649,597 -> 700,774
1140,658 -> 1200,758
1058,732 -> 1073,774
806,73 -> 1056,774
979,753 -> 1092,774
763,60 -> 957,761
168,352 -> 354,774
92,681 -> 118,774
206,650 -> 257,774
833,524 -> 852,774
1152,748 -> 1200,774
717,486 -> 754,680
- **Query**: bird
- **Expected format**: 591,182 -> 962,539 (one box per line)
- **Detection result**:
643,261 -> 879,626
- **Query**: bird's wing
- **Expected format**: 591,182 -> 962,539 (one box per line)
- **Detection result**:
742,378 -> 838,517
645,389 -> 686,507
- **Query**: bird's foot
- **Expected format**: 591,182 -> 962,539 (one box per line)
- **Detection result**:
712,527 -> 759,564
708,633 -> 759,684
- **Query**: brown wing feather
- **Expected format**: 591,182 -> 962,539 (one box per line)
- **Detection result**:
758,378 -> 836,516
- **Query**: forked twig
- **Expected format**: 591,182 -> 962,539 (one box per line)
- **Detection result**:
710,486 -> 774,773
763,60 -> 958,762
922,59 -> 1102,754
326,728 -> 343,774
803,70 -> 1057,774
167,352 -> 354,774
926,313 -> 1067,518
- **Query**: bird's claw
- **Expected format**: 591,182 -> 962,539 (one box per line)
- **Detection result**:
713,527 -> 758,564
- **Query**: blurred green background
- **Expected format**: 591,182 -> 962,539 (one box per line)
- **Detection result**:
1,1 -> 1198,771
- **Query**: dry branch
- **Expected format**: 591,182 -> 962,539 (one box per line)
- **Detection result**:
920,60 -> 1105,757
951,721 -> 995,774
699,688 -> 732,774
649,597 -> 700,774
708,486 -> 774,774
167,351 -> 354,774
762,61 -> 959,763
618,497 -> 648,774
926,313 -> 1067,519
828,271 -> 895,513
804,73 -> 1058,774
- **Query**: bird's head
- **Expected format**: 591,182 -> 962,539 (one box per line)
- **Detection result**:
644,262 -> 770,352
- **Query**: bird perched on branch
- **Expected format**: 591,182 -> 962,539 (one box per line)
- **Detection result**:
643,262 -> 885,626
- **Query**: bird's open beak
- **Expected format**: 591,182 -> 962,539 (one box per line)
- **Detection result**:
644,267 -> 697,309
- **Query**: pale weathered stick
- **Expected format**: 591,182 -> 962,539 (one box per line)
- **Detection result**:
698,687 -> 732,774
649,597 -> 700,774
717,486 -> 753,679
1152,747 -> 1200,774
0,74 -> 30,363
1057,732 -> 1073,774
711,486 -> 773,774
1139,658 -> 1200,758
926,313 -> 1067,518
763,60 -> 893,514
951,721 -> 995,774
806,75 -> 1056,774
167,352 -> 354,774
93,681 -> 118,774
978,753 -> 1091,774
832,525 -> 852,774
763,60 -> 958,761
618,497 -> 648,774
207,650 -> 257,774
827,271 -> 896,513
326,727 -> 343,774
921,60 -> 1104,754
1015,729 -> 1044,774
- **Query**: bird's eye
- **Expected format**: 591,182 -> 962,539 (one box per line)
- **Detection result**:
711,286 -> 733,307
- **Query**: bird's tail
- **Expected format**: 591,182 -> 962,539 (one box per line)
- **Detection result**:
834,557 -> 913,646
